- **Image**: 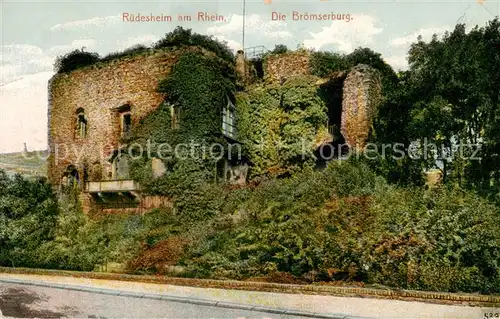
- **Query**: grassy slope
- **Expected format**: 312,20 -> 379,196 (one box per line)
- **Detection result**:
0,150 -> 48,177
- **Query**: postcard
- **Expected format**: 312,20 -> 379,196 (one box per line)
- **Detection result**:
0,0 -> 499,318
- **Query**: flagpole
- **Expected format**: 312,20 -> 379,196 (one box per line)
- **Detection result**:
242,0 -> 246,80
242,0 -> 246,51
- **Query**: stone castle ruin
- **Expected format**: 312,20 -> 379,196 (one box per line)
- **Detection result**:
47,46 -> 381,213
239,49 -> 382,152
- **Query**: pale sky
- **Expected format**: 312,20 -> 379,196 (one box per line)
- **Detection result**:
1,0 -> 499,153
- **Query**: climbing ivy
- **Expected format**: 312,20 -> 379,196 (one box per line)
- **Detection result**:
54,49 -> 100,73
128,51 -> 238,196
157,52 -> 236,140
237,75 -> 329,179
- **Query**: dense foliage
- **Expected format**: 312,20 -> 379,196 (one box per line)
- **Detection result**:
153,26 -> 234,62
369,18 -> 500,201
54,49 -> 100,73
53,27 -> 235,74
309,47 -> 397,85
0,171 -> 111,270
128,50 -> 237,197
237,75 -> 329,178
2,160 -> 498,293
0,171 -> 59,268
12,18 -> 500,296
271,44 -> 289,54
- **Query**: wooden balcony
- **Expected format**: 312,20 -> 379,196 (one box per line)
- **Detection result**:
85,180 -> 141,193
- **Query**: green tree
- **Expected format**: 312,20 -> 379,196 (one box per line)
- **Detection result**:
0,171 -> 59,268
271,44 -> 289,54
371,18 -> 500,189
54,49 -> 100,73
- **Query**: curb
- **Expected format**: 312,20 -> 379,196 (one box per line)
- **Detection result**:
0,278 -> 364,319
0,267 -> 498,307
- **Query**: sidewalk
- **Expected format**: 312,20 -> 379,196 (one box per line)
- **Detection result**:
0,273 -> 497,319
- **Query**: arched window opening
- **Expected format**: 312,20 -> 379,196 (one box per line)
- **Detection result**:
61,165 -> 80,193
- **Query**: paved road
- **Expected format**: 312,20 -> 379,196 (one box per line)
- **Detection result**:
0,283 -> 309,318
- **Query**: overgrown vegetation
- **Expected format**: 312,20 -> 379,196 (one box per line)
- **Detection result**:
271,44 -> 289,54
369,18 -> 500,201
127,49 -> 238,196
153,27 -> 234,62
237,75 -> 329,178
53,26 -> 235,73
1,161 -> 498,293
54,49 -> 100,74
309,47 -> 397,84
7,18 -> 499,296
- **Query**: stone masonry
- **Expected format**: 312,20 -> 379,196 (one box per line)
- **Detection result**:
261,51 -> 382,151
341,64 -> 382,150
48,47 -> 381,213
47,47 -> 213,212
47,47 -> 212,185
263,49 -> 311,83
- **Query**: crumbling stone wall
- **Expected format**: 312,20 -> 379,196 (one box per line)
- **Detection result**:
47,47 -> 209,187
340,64 -> 382,150
263,52 -> 382,151
263,50 -> 311,82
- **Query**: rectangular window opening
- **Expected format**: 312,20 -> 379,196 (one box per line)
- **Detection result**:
77,114 -> 87,138
222,99 -> 236,138
121,112 -> 132,137
171,104 -> 180,129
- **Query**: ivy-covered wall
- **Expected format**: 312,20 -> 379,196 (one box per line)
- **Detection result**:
48,47 -> 203,187
47,44 -> 238,215
236,75 -> 330,179
127,51 -> 240,196
48,27 -> 386,211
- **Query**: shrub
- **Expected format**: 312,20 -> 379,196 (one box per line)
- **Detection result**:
154,26 -> 234,62
54,49 -> 100,73
36,189 -> 107,271
309,51 -> 348,77
365,185 -> 500,293
2,161 -> 499,294
101,45 -> 149,62
53,28 -> 234,74
0,171 -> 59,268
271,44 -> 288,54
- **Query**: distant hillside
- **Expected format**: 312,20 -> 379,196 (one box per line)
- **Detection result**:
0,150 -> 48,178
